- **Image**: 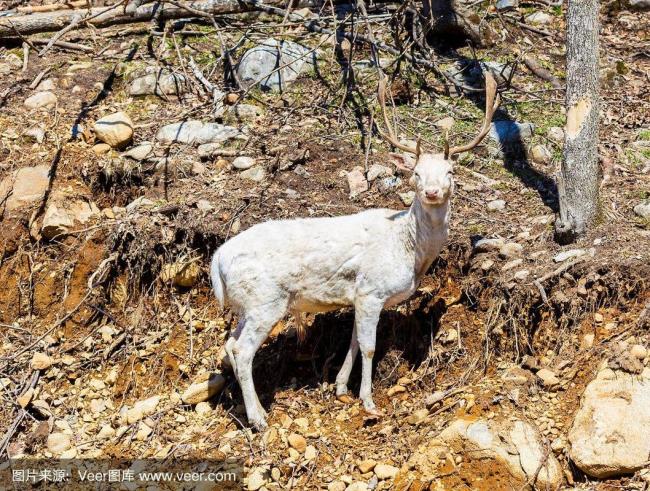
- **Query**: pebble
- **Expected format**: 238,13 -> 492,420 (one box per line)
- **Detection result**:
98,425 -> 115,439
367,164 -> 392,182
530,144 -> 552,165
247,467 -> 267,491
126,395 -> 161,424
31,352 -> 53,370
582,333 -> 595,349
525,11 -> 552,25
232,156 -> 256,170
24,91 -> 57,110
547,126 -> 564,143
374,464 -> 398,480
305,445 -> 317,460
474,237 -> 505,253
630,344 -> 647,360
345,483 -> 368,491
487,199 -> 506,211
514,270 -> 530,281
93,143 -> 112,155
122,142 -> 153,161
537,368 -> 560,387
94,112 -> 133,149
406,408 -> 429,425
553,249 -> 586,262
399,191 -> 415,206
499,242 -> 523,258
47,433 -> 71,454
634,201 -> 650,220
328,482 -> 346,491
347,168 -> 369,197
288,433 -> 307,452
240,166 -> 266,182
195,401 -> 212,415
25,126 -> 46,143
358,459 -> 377,473
182,373 -> 226,404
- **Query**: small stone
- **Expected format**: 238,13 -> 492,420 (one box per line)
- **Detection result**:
288,433 -> 307,452
31,352 -> 53,370
387,385 -> 407,397
490,121 -> 534,144
530,144 -> 552,165
514,270 -> 530,281
24,91 -> 57,110
374,464 -> 398,480
47,433 -> 71,454
582,333 -> 595,349
525,11 -> 552,25
367,164 -> 392,182
487,199 -> 506,212
547,127 -> 564,143
499,242 -> 524,258
358,459 -> 377,473
247,467 -> 267,490
496,0 -> 518,10
305,445 -> 317,460
94,112 -> 133,149
90,399 -> 106,414
181,373 -> 226,404
25,126 -> 46,143
225,93 -> 239,105
328,481 -> 346,491
191,161 -> 206,175
240,165 -> 266,182
232,156 -> 256,170
93,143 -> 112,155
345,482 -> 368,491
474,237 -> 505,253
435,116 -> 455,131
156,120 -> 240,146
160,261 -> 201,287
36,79 -> 56,91
634,201 -> 650,220
630,345 -> 647,360
537,368 -> 560,387
98,425 -> 115,439
347,168 -> 369,197
594,313 -> 604,323
481,259 -> 495,271
122,142 -> 153,161
399,191 -> 415,206
195,401 -> 212,415
136,423 -> 153,440
553,249 -> 586,262
126,395 -> 161,424
406,408 -> 429,425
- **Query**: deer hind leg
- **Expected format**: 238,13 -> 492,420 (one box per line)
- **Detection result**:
335,325 -> 358,402
232,299 -> 288,431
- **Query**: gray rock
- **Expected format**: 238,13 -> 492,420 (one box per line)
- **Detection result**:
448,61 -> 513,89
347,168 -> 368,197
376,176 -> 402,193
553,249 -> 586,262
530,144 -> 552,165
489,121 -> 534,144
499,242 -> 524,258
41,196 -> 100,239
227,104 -> 263,121
547,126 -> 564,143
406,418 -> 562,489
237,38 -> 315,92
94,112 -> 133,149
129,70 -> 188,96
569,368 -> 650,477
122,142 -> 153,161
156,121 -> 240,146
634,201 -> 650,219
525,11 -> 552,25
0,165 -> 50,213
232,156 -> 256,170
629,0 -> 650,10
496,0 -> 518,10
47,433 -> 72,455
399,191 -> 415,206
24,91 -> 57,110
367,164 -> 393,182
240,166 -> 266,182
474,237 -> 505,253
487,199 -> 506,211
25,126 -> 46,144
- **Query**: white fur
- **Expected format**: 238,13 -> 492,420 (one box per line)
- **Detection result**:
211,153 -> 454,430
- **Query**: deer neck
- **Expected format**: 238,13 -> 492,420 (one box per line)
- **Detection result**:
403,195 -> 450,278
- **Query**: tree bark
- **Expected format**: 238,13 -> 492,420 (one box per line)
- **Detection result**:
0,0 -> 322,37
555,0 -> 600,244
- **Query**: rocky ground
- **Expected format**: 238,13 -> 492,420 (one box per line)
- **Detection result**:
1,1 -> 650,490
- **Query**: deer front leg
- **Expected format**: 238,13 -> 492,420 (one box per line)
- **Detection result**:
354,296 -> 384,416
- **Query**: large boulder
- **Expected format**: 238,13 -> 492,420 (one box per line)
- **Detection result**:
237,38 -> 315,92
399,417 -> 562,490
41,189 -> 100,239
156,120 -> 241,146
568,367 -> 650,478
0,165 -> 50,213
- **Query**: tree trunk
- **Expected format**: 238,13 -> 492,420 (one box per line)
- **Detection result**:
555,0 -> 600,244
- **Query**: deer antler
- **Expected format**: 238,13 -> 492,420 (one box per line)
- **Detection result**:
377,75 -> 420,157
447,71 -> 501,158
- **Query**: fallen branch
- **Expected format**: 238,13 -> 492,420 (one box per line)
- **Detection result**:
522,54 -> 562,89
0,0 -> 323,37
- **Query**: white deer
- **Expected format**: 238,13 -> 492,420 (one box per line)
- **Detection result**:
211,73 -> 500,430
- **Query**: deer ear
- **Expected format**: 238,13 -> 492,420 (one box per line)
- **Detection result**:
389,152 -> 416,173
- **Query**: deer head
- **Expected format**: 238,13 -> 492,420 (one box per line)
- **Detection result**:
377,72 -> 500,206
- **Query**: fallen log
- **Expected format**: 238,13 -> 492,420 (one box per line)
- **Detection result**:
0,0 -> 323,37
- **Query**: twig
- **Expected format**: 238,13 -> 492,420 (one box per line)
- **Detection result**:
29,67 -> 51,89
21,42 -> 28,72
522,54 -> 562,89
531,257 -> 587,303
30,38 -> 94,53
